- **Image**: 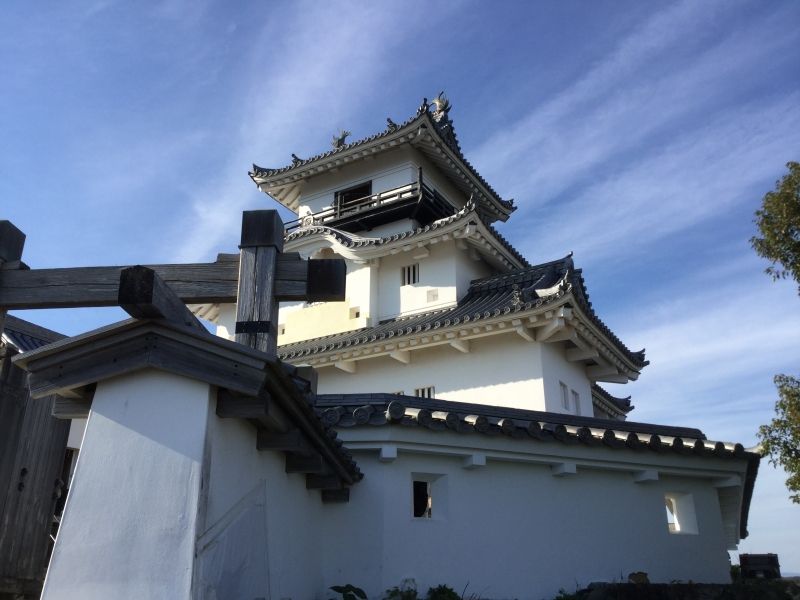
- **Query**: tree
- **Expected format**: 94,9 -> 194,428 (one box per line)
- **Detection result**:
752,162 -> 800,502
758,375 -> 800,504
750,161 -> 800,293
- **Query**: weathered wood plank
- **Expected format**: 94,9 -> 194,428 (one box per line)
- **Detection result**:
0,221 -> 25,265
236,211 -> 282,354
52,396 -> 92,419
0,254 -> 346,309
0,261 -> 239,309
118,266 -> 206,333
285,453 -> 325,474
0,220 -> 26,338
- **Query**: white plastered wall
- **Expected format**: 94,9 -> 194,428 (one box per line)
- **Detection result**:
319,432 -> 741,599
298,148 -> 418,216
42,370 -> 211,600
376,240 -> 491,321
540,342 -> 594,415
196,405 -> 324,600
318,334 -> 552,411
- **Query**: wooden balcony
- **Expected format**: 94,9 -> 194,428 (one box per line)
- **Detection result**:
285,181 -> 456,235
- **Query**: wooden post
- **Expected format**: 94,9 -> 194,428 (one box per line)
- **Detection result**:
0,221 -> 26,338
235,211 -> 284,355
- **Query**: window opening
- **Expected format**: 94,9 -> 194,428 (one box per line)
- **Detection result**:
334,181 -> 372,216
413,480 -> 432,518
402,263 -> 419,286
560,382 -> 569,410
414,386 -> 435,399
572,390 -> 581,415
664,493 -> 698,534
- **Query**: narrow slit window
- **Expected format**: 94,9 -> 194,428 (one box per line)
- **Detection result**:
402,263 -> 419,286
414,386 -> 435,399
413,480 -> 432,518
572,390 -> 581,415
560,382 -> 569,410
665,497 -> 678,532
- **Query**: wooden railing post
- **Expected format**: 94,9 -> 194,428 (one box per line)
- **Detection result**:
235,211 -> 284,355
0,221 -> 26,338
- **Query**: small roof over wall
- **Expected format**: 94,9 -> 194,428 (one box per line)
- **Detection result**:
250,94 -> 516,224
316,392 -> 759,545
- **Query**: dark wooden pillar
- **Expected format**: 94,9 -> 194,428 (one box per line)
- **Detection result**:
235,211 -> 284,354
0,221 -> 26,336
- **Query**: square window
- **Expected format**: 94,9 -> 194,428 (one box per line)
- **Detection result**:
402,263 -> 419,286
427,289 -> 439,303
334,181 -> 372,214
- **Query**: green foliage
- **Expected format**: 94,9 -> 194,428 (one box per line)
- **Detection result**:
425,584 -> 461,600
384,579 -> 418,600
330,584 -> 368,600
750,161 -> 800,293
758,374 -> 800,503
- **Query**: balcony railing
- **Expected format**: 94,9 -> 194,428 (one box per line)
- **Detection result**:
285,180 -> 454,234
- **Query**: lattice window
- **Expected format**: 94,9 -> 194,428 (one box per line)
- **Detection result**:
402,263 -> 419,286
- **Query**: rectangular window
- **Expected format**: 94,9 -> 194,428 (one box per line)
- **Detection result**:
414,386 -> 435,399
664,493 -> 698,534
560,382 -> 569,410
334,181 -> 372,215
402,263 -> 419,286
572,390 -> 581,415
413,480 -> 432,518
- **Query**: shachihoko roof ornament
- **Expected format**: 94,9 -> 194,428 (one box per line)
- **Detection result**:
331,130 -> 351,149
249,92 -> 516,223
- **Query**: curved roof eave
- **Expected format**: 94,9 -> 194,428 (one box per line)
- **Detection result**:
249,103 -> 515,222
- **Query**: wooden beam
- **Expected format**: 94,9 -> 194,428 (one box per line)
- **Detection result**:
514,326 -> 535,342
449,339 -> 470,353
587,364 -> 619,378
566,347 -> 599,362
0,254 -> 345,310
0,220 -> 25,337
216,389 -> 283,429
551,462 -> 577,477
285,453 -> 325,474
334,360 -> 357,373
389,350 -> 411,364
256,429 -> 309,452
52,396 -> 93,419
305,474 -> 341,490
632,470 -> 659,483
118,266 -> 206,333
235,210 -> 283,354
536,317 -> 564,342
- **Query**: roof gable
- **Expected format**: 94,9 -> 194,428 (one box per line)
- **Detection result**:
250,95 -> 516,223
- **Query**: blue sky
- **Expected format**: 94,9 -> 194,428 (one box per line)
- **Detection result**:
2,0 -> 799,573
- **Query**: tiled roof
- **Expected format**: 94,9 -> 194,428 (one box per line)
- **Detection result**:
316,392 -> 759,538
2,314 -> 64,352
249,97 -> 515,221
284,199 -> 530,269
592,383 -> 634,414
278,254 -> 647,370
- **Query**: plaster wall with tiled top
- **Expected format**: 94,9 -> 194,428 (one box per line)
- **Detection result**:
318,442 -> 739,598
317,334 -> 574,414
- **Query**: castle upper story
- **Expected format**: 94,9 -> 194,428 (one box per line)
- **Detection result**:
238,94 -> 645,420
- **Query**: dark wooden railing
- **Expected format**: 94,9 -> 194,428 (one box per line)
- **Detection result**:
285,178 -> 455,234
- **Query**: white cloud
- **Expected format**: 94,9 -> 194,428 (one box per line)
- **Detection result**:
171,2 -> 453,262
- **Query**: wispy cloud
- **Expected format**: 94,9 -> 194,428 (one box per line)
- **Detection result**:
171,2 -> 453,262
605,256 -> 799,444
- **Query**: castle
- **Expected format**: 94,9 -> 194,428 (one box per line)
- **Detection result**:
1,94 -> 758,599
